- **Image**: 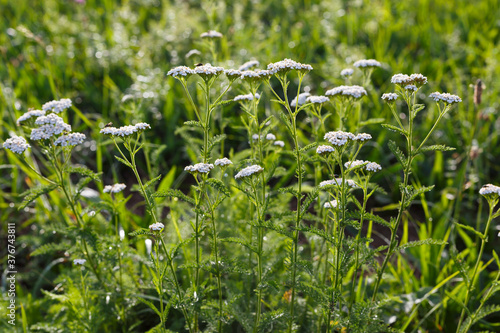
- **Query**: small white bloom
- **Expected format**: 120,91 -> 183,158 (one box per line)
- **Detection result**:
324,131 -> 355,146
88,211 -> 96,217
149,222 -> 165,231
341,68 -> 354,77
17,109 -> 45,125
240,69 -> 272,81
405,84 -> 417,92
382,93 -> 398,101
324,200 -> 338,209
238,60 -> 260,71
353,59 -> 381,68
316,145 -> 335,155
42,98 -> 72,113
185,163 -> 214,174
429,92 -> 462,104
325,85 -> 366,99
224,69 -> 242,79
3,135 -> 30,154
319,178 -> 357,188
365,162 -> 382,172
274,140 -> 285,147
134,122 -> 151,131
306,96 -> 329,104
185,49 -> 201,58
30,123 -> 72,140
267,58 -> 313,74
344,160 -> 366,169
355,133 -> 372,142
73,259 -> 87,265
251,134 -> 262,141
54,133 -> 86,146
234,93 -> 260,101
214,158 -> 232,167
235,165 -> 264,179
103,183 -> 126,193
35,113 -> 65,126
193,64 -> 225,78
290,92 -> 311,107
479,184 -> 500,196
391,74 -> 412,85
410,73 -> 427,85
167,66 -> 195,78
200,30 -> 223,38
266,133 -> 276,141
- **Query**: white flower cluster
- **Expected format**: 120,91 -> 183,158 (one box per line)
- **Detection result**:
381,93 -> 398,101
167,66 -> 195,78
274,140 -> 285,147
325,85 -> 367,98
103,183 -> 127,193
324,131 -> 355,146
185,163 -> 214,174
410,73 -> 427,85
306,96 -> 329,104
324,200 -> 338,209
405,85 -> 417,92
42,98 -> 72,113
238,60 -> 260,71
319,178 -> 357,188
341,68 -> 354,77
365,162 -> 382,172
194,64 -> 225,77
30,122 -> 72,140
185,49 -> 201,58
234,93 -> 260,101
214,158 -> 232,167
479,184 -> 500,196
391,73 -> 428,86
290,92 -> 311,107
149,222 -> 165,231
344,160 -> 367,169
100,123 -> 150,136
240,69 -> 272,81
251,134 -> 262,141
54,133 -> 86,146
200,30 -> 223,38
73,259 -> 87,265
266,133 -> 276,140
316,145 -> 335,155
353,59 -> 381,68
429,92 -> 462,104
35,113 -> 65,126
3,135 -> 31,154
235,165 -> 264,179
17,109 -> 45,125
267,58 -> 313,74
355,133 -> 372,142
224,69 -> 242,79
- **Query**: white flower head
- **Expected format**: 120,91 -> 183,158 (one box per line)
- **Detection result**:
42,98 -> 72,114
17,109 -> 46,125
103,183 -> 126,193
274,140 -> 285,148
73,259 -> 87,265
214,158 -> 232,167
306,96 -> 329,104
30,123 -> 72,140
185,49 -> 201,58
267,58 -> 313,75
266,133 -> 276,141
290,92 -> 311,107
341,68 -> 354,77
35,113 -> 66,126
479,184 -> 500,197
240,69 -> 272,82
167,66 -> 195,78
355,133 -> 372,142
54,133 -> 86,147
391,74 -> 413,85
382,93 -> 398,102
200,30 -> 223,38
405,84 -> 417,92
324,131 -> 356,147
100,123 -> 149,137
319,178 -> 357,188
316,145 -> 335,155
235,165 -> 264,179
234,93 -> 260,102
353,59 -> 381,68
238,60 -> 260,71
326,85 -> 366,99
149,222 -> 165,231
185,163 -> 214,174
429,92 -> 462,104
134,122 -> 151,131
410,73 -> 428,86
224,69 -> 242,80
3,135 -> 30,154
88,211 -> 96,217
251,134 -> 263,141
344,160 -> 367,169
194,64 -> 225,79
324,200 -> 338,209
365,162 -> 382,172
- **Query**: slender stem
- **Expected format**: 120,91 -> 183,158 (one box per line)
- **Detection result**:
252,180 -> 263,333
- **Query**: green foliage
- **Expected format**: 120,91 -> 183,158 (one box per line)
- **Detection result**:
18,184 -> 59,210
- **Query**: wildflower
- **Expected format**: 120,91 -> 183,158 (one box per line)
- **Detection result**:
381,93 -> 398,102
167,66 -> 195,78
149,222 -> 165,231
88,211 -> 96,217
73,259 -> 87,265
316,145 -> 335,155
185,49 -> 201,58
325,85 -> 367,99
267,58 -> 313,75
54,133 -> 86,146
290,92 -> 311,107
405,85 -> 417,92
353,59 -> 381,68
194,64 -> 225,79
240,69 -> 272,82
30,123 -> 72,140
324,131 -> 355,147
35,114 -> 66,126
235,165 -> 264,179
103,183 -> 127,193
251,134 -> 261,141
200,30 -> 223,38
479,184 -> 500,197
324,200 -> 338,209
185,163 -> 214,174
354,133 -> 372,142
410,73 -> 427,86
134,122 -> 151,131
341,68 -> 354,77
429,92 -> 462,104
224,69 -> 242,80
365,162 -> 382,172
100,123 -> 150,137
17,109 -> 45,125
306,96 -> 329,104
42,98 -> 72,113
319,178 -> 357,188
234,93 -> 260,101
344,160 -> 367,169
274,140 -> 285,147
215,158 -> 232,167
266,133 -> 276,141
3,135 -> 30,154
391,74 -> 413,85
238,60 -> 260,71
